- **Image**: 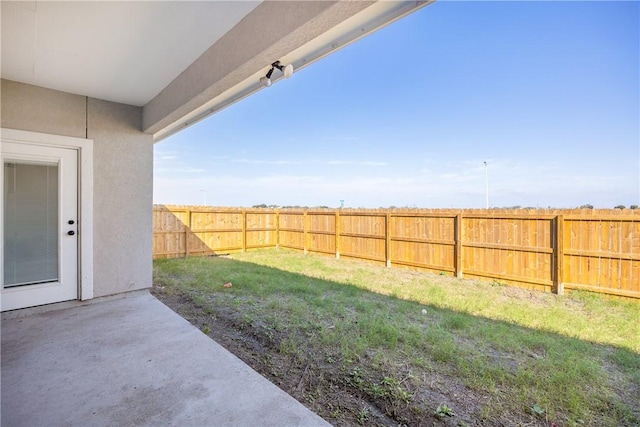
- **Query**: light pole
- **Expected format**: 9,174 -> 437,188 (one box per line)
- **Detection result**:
200,189 -> 207,206
484,161 -> 489,209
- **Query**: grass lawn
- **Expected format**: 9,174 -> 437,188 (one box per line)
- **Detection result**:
153,249 -> 640,427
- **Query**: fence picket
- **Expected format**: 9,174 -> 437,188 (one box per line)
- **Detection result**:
152,205 -> 639,299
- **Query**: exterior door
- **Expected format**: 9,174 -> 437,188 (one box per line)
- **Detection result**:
1,142 -> 78,311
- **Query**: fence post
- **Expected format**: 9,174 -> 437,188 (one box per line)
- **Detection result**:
241,209 -> 246,253
185,208 -> 191,258
275,210 -> 280,251
455,213 -> 463,278
303,210 -> 309,255
385,213 -> 392,268
335,210 -> 341,259
553,215 -> 564,295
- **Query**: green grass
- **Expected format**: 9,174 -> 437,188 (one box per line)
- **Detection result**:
154,249 -> 640,426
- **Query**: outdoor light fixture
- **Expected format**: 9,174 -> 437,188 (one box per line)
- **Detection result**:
260,60 -> 294,87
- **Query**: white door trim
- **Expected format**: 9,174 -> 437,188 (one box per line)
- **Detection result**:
0,128 -> 93,306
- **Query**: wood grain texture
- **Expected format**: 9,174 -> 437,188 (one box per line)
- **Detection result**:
152,206 -> 639,298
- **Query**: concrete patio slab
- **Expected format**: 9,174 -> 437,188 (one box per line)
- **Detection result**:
1,292 -> 331,427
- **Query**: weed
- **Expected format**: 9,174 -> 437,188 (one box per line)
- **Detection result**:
530,404 -> 545,416
395,388 -> 413,403
356,407 -> 369,425
373,376 -> 413,403
366,382 -> 388,398
434,404 -> 455,418
327,403 -> 342,419
346,366 -> 365,387
201,325 -> 210,334
381,376 -> 399,387
279,336 -> 299,356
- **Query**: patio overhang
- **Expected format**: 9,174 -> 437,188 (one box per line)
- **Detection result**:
2,1 -> 434,142
143,1 -> 435,141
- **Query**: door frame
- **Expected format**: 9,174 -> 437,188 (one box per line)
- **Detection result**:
1,128 -> 93,307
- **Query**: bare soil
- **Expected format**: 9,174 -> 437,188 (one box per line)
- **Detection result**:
151,285 -> 535,427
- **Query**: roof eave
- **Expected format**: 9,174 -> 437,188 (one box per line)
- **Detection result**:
148,0 -> 434,142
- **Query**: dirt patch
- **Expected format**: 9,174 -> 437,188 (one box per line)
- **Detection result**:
152,286 -> 391,425
151,285 -> 551,427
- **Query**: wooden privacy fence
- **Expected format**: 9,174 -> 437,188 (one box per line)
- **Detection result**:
153,205 -> 640,299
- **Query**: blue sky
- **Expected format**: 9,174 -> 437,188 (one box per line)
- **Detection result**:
154,1 -> 639,209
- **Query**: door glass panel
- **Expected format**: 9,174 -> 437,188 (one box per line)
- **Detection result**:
4,161 -> 59,287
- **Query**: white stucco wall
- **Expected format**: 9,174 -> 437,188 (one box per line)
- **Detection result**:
1,79 -> 153,298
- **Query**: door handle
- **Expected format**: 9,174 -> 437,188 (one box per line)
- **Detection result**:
68,230 -> 75,236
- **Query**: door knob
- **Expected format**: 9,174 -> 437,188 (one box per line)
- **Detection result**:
68,230 -> 75,236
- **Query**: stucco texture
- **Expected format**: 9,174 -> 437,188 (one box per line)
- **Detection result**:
88,98 -> 153,297
1,79 -> 153,298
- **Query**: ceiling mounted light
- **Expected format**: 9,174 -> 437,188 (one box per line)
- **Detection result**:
280,62 -> 294,78
259,76 -> 272,87
260,60 -> 294,87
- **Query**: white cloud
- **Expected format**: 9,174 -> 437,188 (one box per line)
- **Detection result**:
326,160 -> 354,165
153,156 -> 637,209
155,167 -> 206,174
232,158 -> 301,165
325,160 -> 387,166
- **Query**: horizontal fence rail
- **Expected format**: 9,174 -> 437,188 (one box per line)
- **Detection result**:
153,206 -> 640,299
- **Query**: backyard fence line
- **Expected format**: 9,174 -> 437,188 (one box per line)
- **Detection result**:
152,205 -> 640,299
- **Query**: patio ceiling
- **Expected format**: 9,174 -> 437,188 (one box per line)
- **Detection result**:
1,1 -> 433,141
1,1 -> 260,107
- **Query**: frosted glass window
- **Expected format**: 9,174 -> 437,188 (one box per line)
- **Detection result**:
4,161 -> 59,287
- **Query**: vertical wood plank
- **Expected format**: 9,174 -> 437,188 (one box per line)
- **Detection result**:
304,211 -> 309,254
632,221 -> 639,293
620,220 -> 631,291
602,220 -> 611,288
276,210 -> 280,250
385,213 -> 391,267
241,209 -> 246,253
185,208 -> 191,258
335,211 -> 341,259
580,220 -> 587,286
455,213 -> 463,278
554,215 -> 564,294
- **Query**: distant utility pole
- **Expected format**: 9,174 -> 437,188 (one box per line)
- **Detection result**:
200,189 -> 207,206
484,161 -> 489,209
